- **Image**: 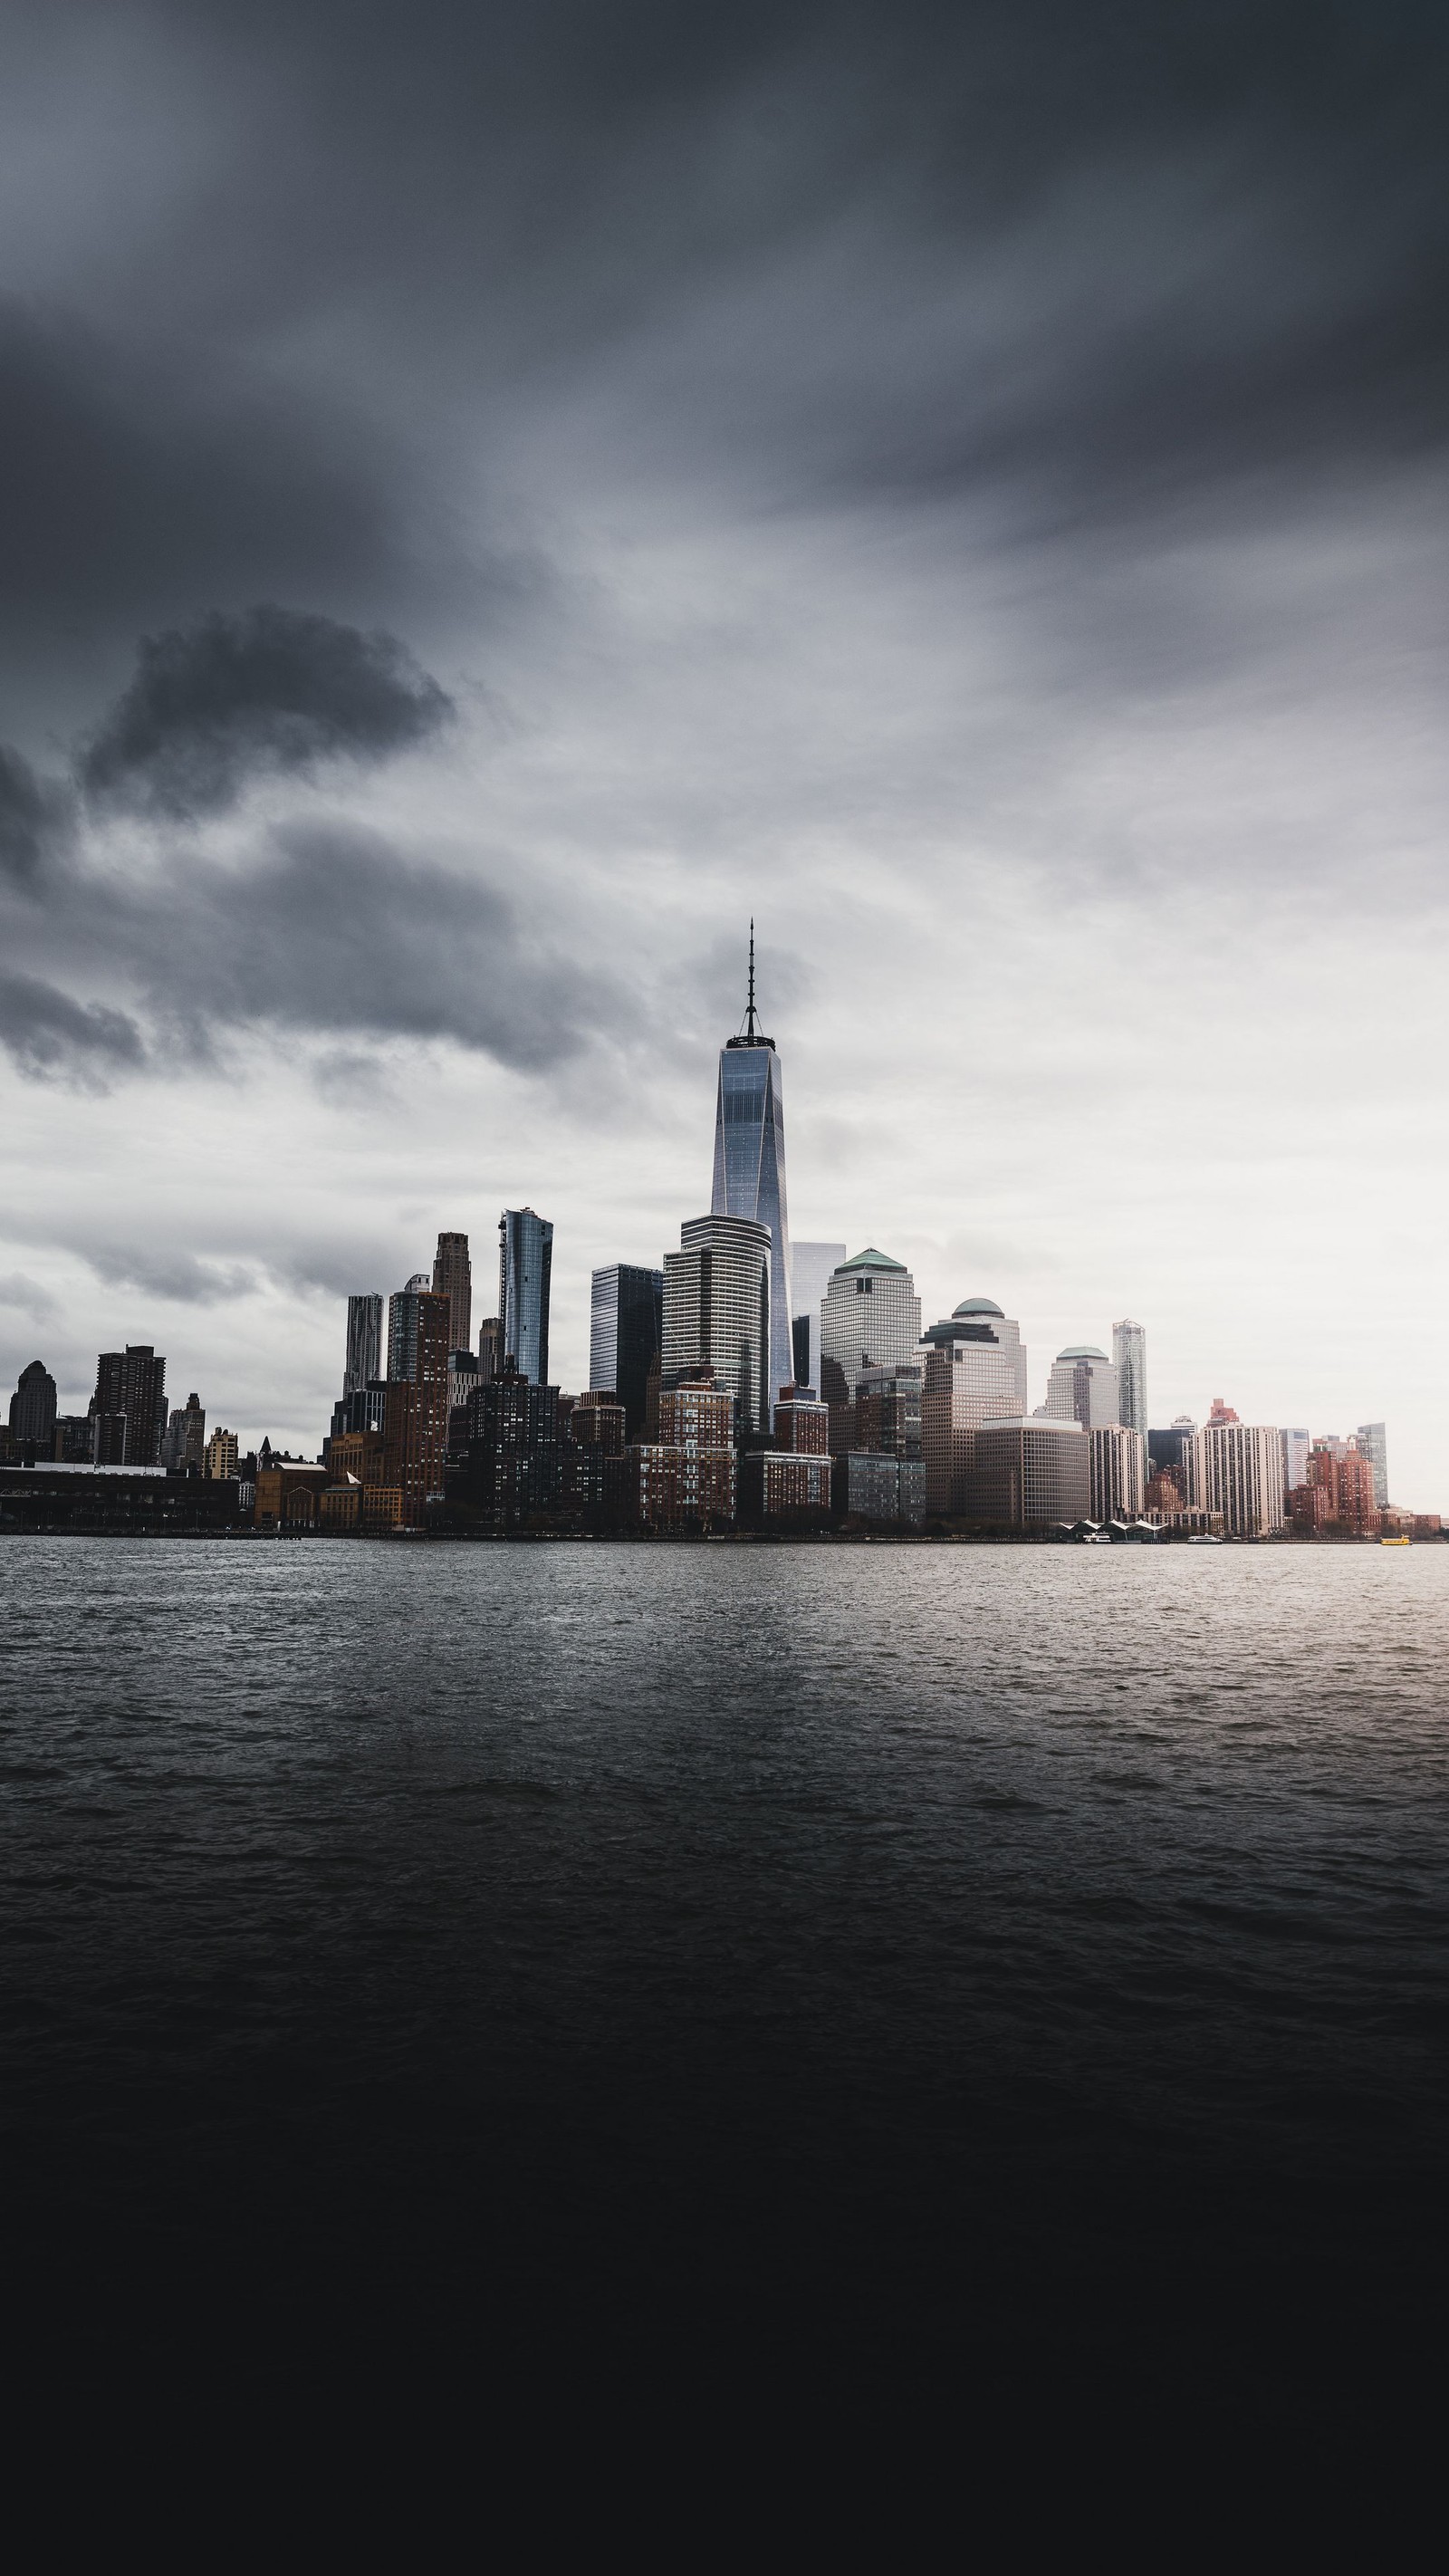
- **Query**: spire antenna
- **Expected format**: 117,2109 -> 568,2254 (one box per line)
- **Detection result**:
745,919 -> 757,1041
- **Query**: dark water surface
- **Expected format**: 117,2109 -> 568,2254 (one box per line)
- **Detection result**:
5,1536 -> 1447,2447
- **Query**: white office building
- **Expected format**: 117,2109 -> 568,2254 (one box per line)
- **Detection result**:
1112,1320 -> 1147,1444
918,1297 -> 1030,1514
1184,1422 -> 1286,1537
820,1250 -> 922,1401
1355,1422 -> 1388,1507
1281,1427 -> 1312,1494
1041,1345 -> 1121,1428
1089,1424 -> 1147,1523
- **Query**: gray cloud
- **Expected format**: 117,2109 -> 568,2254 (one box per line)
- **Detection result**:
80,605 -> 454,817
0,1271 -> 61,1323
0,972 -> 145,1083
0,745 -> 71,889
85,1246 -> 260,1305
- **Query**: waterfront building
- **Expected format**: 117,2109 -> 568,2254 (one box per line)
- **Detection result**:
711,930 -> 794,1407
1183,1423 -> 1285,1537
1041,1346 -> 1120,1429
1089,1423 -> 1147,1523
344,1295 -> 383,1394
590,1264 -> 664,1438
743,1447 -> 832,1523
834,1453 -> 926,1530
820,1251 -> 923,1400
1148,1418 -> 1197,1478
330,1381 -> 389,1447
853,1363 -> 923,1462
1355,1422 -> 1388,1509
161,1392 -> 206,1475
9,1360 -> 57,1451
382,1289 -> 451,1525
965,1417 -> 1090,1528
1304,1438 -> 1380,1537
90,1346 -> 166,1467
790,1242 -> 846,1399
446,1361 -> 561,1528
772,1386 -> 830,1455
1112,1321 -> 1147,1446
662,1215 -> 772,1436
499,1208 -> 553,1385
1281,1427 -> 1311,1495
561,1392 -> 628,1519
254,1462 -> 330,1531
53,1415 -> 92,1463
476,1316 -> 502,1381
918,1298 -> 1028,1514
432,1233 -> 472,1355
206,1427 -> 239,1482
626,1367 -> 737,1533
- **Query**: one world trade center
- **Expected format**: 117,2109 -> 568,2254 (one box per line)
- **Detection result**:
711,927 -> 794,1406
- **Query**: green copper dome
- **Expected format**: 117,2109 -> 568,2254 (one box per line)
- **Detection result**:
839,1247 -> 907,1273
1057,1344 -> 1108,1361
953,1295 -> 1004,1318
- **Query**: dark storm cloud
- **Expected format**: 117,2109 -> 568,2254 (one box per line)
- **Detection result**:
84,1246 -> 257,1305
0,972 -> 145,1083
80,606 -> 454,818
0,745 -> 71,888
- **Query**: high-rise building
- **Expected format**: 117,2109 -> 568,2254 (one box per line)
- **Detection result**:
790,1242 -> 846,1400
9,1360 -> 57,1451
1041,1346 -> 1120,1428
1281,1427 -> 1311,1494
476,1317 -> 502,1381
448,1362 -> 561,1528
772,1386 -> 830,1454
387,1286 -> 426,1382
90,1346 -> 166,1466
629,1369 -> 737,1530
498,1209 -> 552,1385
854,1364 -> 923,1461
966,1417 -> 1090,1528
206,1427 -> 240,1482
710,928 -> 794,1409
432,1233 -> 472,1354
1089,1424 -> 1147,1523
344,1294 -> 383,1395
1111,1321 -> 1147,1445
661,1214 -> 772,1436
1148,1418 -> 1197,1478
382,1290 -> 451,1525
819,1253 -> 923,1436
1183,1423 -> 1285,1537
590,1264 -> 664,1437
1355,1422 -> 1388,1508
744,1387 -> 832,1521
161,1392 -> 206,1474
917,1298 -> 1028,1514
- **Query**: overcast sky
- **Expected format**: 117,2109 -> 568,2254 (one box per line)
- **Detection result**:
3,1 -> 1447,1495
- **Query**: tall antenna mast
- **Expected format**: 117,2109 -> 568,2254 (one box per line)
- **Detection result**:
745,919 -> 757,1042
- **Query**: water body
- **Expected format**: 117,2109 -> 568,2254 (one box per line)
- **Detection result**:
4,1538 -> 1446,2451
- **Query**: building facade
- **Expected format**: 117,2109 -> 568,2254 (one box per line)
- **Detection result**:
590,1263 -> 664,1437
1112,1320 -> 1147,1445
9,1360 -> 57,1450
344,1294 -> 383,1394
834,1453 -> 926,1530
382,1289 -> 451,1524
432,1232 -> 473,1355
1089,1423 -> 1147,1523
966,1416 -> 1090,1527
710,947 -> 794,1407
206,1427 -> 240,1481
1041,1345 -> 1121,1428
161,1392 -> 206,1474
1183,1422 -> 1286,1537
1354,1422 -> 1388,1509
820,1251 -> 923,1400
662,1215 -> 772,1436
91,1345 -> 167,1466
499,1208 -> 553,1385
918,1299 -> 1028,1514
448,1363 -> 561,1527
1281,1427 -> 1311,1495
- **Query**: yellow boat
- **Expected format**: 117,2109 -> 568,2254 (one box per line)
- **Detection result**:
1380,1534 -> 1411,1546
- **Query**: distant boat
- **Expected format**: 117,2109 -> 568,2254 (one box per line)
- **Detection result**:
1380,1535 -> 1411,1547
1082,1531 -> 1113,1544
1188,1534 -> 1223,1545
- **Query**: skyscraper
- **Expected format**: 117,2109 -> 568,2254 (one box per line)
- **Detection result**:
819,1250 -> 923,1395
1112,1320 -> 1147,1444
1041,1346 -> 1120,1427
1355,1422 -> 1388,1508
499,1208 -> 553,1385
8,1360 -> 57,1451
344,1294 -> 383,1394
1281,1427 -> 1311,1494
590,1263 -> 664,1438
90,1346 -> 166,1466
710,928 -> 794,1408
433,1232 -> 473,1354
918,1297 -> 1028,1513
790,1241 -> 846,1395
661,1214 -> 772,1435
382,1289 -> 452,1525
161,1392 -> 206,1473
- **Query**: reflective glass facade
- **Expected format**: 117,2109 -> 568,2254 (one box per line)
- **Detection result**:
345,1293 -> 382,1394
590,1263 -> 664,1438
712,1042 -> 793,1407
498,1207 -> 553,1386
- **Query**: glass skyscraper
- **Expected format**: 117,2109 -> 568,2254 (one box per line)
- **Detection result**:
711,931 -> 793,1407
1112,1319 -> 1147,1445
590,1263 -> 664,1438
498,1207 -> 553,1386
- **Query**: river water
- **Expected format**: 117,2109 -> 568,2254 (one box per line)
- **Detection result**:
4,1536 -> 1446,2451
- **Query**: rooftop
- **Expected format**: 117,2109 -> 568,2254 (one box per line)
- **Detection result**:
837,1247 -> 907,1274
1057,1344 -> 1108,1361
953,1295 -> 1003,1318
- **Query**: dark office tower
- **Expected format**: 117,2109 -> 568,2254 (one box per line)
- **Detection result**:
590,1264 -> 664,1438
344,1294 -> 383,1394
662,1214 -> 772,1437
90,1346 -> 166,1466
387,1281 -> 441,1381
498,1209 -> 552,1385
449,1363 -> 561,1529
161,1391 -> 206,1473
476,1317 -> 502,1382
9,1360 -> 57,1451
432,1232 -> 472,1354
382,1290 -> 451,1526
711,926 -> 794,1408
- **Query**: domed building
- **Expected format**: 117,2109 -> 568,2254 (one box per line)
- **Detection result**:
917,1295 -> 1028,1514
1039,1343 -> 1120,1429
